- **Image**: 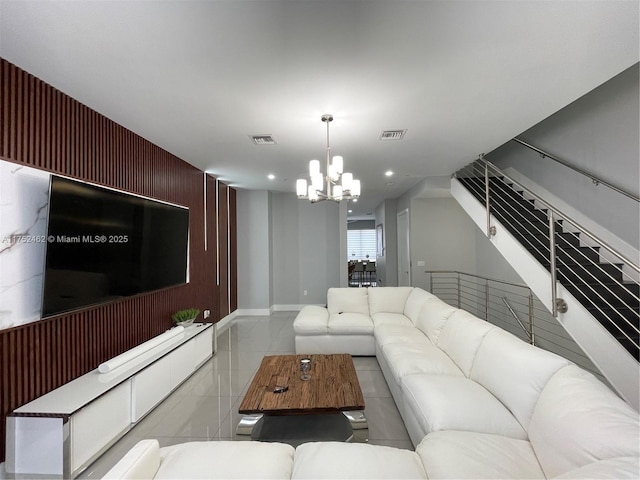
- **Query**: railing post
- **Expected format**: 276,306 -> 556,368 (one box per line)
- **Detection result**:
528,292 -> 535,346
457,273 -> 461,308
549,212 -> 568,317
549,212 -> 558,317
484,159 -> 492,238
484,279 -> 490,321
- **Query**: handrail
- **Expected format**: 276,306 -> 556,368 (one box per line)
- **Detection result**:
512,138 -> 640,203
483,159 -> 640,274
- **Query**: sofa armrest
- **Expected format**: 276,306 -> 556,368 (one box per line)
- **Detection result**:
102,439 -> 160,480
294,305 -> 329,334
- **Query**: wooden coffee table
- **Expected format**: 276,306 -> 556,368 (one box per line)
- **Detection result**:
236,354 -> 368,442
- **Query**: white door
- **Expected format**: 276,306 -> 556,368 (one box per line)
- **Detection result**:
397,209 -> 411,286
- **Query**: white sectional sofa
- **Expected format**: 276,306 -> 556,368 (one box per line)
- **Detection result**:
104,287 -> 639,479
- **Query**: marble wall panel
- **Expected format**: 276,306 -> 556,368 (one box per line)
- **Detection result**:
0,159 -> 50,329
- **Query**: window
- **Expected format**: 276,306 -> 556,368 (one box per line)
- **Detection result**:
347,229 -> 376,261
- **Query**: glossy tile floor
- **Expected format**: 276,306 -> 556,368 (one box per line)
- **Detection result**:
79,311 -> 412,478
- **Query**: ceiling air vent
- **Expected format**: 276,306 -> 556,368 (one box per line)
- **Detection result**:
379,129 -> 407,141
249,135 -> 277,145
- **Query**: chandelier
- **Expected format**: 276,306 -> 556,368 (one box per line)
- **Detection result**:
296,114 -> 361,203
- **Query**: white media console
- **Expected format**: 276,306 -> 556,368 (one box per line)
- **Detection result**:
5,322 -> 215,478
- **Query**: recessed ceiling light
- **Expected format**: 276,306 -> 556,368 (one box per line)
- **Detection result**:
348,209 -> 353,213
385,170 -> 394,177
267,174 -> 275,180
352,199 -> 358,203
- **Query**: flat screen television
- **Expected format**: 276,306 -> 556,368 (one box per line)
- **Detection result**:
42,175 -> 190,317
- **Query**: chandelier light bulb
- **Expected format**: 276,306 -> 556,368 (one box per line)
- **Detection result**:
312,173 -> 324,191
296,179 -> 308,197
332,156 -> 343,175
329,164 -> 340,182
341,172 -> 353,193
308,185 -> 319,202
351,179 -> 361,198
309,159 -> 321,177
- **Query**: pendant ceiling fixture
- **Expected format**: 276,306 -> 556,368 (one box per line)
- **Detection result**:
296,114 -> 361,203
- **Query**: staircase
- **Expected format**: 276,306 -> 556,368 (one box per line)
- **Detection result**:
455,160 -> 640,360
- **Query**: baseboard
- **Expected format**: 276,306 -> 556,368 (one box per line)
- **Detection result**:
235,305 -> 322,316
235,308 -> 271,316
271,304 -> 309,312
215,310 -> 237,334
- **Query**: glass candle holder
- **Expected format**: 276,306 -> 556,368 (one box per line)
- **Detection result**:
300,358 -> 311,381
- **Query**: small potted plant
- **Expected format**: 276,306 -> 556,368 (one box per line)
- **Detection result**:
171,308 -> 200,327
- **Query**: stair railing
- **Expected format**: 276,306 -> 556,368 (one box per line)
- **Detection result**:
426,270 -> 535,344
512,138 -> 640,203
455,159 -> 640,357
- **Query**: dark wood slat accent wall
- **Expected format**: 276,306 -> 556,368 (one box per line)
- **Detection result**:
0,59 -> 237,462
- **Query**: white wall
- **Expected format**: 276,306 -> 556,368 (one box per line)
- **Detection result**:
237,190 -> 343,310
296,199 -> 343,304
270,192 -> 301,306
488,64 -> 639,250
236,189 -> 271,311
410,197 -> 478,290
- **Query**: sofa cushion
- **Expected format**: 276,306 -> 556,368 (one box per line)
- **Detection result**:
103,439 -> 160,480
416,431 -> 545,479
470,328 -> 570,431
436,309 -> 494,376
293,306 -> 329,335
368,286 -> 414,315
414,298 -> 457,343
382,343 -> 463,384
292,442 -> 427,479
403,288 -> 435,325
528,365 -> 640,478
328,313 -> 374,335
374,324 -> 431,349
327,287 -> 369,315
156,441 -> 295,479
553,457 -> 640,479
371,312 -> 414,328
401,374 -> 527,439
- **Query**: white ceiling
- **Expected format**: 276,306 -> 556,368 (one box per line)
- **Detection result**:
1,1 -> 638,218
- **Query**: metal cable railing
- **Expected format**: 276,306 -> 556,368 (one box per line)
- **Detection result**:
427,271 -> 535,344
424,270 -> 606,381
455,159 -> 640,358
